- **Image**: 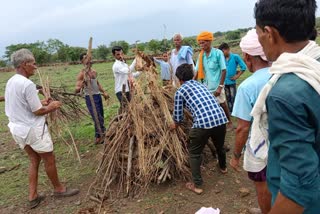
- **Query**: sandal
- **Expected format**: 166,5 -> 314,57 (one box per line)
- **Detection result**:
54,187 -> 79,198
29,194 -> 45,209
185,182 -> 203,195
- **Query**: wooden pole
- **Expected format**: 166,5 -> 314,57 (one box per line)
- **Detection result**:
84,37 -> 103,138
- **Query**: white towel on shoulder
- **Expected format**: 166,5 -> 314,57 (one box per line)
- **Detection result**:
249,41 -> 320,161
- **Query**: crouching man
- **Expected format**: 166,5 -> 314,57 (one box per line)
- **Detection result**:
5,49 -> 79,209
170,63 -> 228,194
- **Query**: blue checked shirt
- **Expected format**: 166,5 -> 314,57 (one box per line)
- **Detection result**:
173,80 -> 228,128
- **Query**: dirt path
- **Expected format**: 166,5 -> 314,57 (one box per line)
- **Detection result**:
0,130 -> 258,214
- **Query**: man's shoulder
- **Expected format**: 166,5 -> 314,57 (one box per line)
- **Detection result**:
269,73 -> 318,104
8,74 -> 33,86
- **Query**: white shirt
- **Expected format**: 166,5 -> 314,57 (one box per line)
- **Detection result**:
112,59 -> 141,93
5,74 -> 45,138
170,48 -> 194,75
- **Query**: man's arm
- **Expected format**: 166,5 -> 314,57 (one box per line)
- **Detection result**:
171,91 -> 184,129
230,87 -> 252,170
97,80 -> 109,100
33,101 -> 62,116
269,192 -> 304,214
215,50 -> 227,96
75,71 -> 84,93
267,95 -> 320,212
231,55 -> 247,80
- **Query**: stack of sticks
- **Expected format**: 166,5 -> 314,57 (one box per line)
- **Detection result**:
89,52 -> 193,206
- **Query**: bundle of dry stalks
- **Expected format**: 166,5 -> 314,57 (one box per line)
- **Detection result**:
89,52 -> 193,207
37,69 -> 84,164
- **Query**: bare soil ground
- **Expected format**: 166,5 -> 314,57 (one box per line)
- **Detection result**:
0,129 -> 258,214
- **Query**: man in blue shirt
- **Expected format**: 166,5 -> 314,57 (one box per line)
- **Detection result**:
195,32 -> 233,130
255,0 -> 320,213
218,43 -> 247,113
230,29 -> 271,214
153,52 -> 171,86
170,63 -> 228,195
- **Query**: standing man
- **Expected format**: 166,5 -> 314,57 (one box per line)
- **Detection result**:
112,46 -> 141,105
75,53 -> 109,144
5,49 -> 79,209
229,29 -> 271,214
218,42 -> 247,113
254,0 -> 320,213
195,31 -> 233,130
169,33 -> 194,86
153,52 -> 171,86
170,63 -> 228,194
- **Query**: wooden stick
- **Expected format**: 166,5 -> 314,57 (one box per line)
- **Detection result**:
84,37 -> 103,137
126,136 -> 135,195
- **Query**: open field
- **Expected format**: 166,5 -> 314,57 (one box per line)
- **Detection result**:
0,61 -> 257,214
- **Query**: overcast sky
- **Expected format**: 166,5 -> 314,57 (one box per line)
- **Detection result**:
1,0 -> 320,58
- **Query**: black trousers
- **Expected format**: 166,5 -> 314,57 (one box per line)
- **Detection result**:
188,124 -> 226,186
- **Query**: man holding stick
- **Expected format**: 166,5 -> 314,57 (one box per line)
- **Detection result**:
5,49 -> 79,209
75,53 -> 109,144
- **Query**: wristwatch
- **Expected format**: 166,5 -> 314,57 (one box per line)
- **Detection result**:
233,152 -> 242,159
219,85 -> 224,88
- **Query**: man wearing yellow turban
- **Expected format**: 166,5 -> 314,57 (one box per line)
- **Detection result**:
195,31 -> 233,130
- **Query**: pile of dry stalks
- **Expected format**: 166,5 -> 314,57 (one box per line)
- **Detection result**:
89,52 -> 192,205
37,69 -> 86,163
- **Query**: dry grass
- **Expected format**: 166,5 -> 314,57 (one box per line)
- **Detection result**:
89,53 -> 193,211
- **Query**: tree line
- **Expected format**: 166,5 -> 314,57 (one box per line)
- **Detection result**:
0,28 -> 253,67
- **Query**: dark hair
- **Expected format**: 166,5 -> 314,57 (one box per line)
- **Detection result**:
112,46 -> 123,55
254,0 -> 317,42
176,64 -> 194,81
218,43 -> 229,50
79,53 -> 86,61
309,28 -> 318,41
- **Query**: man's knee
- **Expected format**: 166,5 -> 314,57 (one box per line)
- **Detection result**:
40,152 -> 56,165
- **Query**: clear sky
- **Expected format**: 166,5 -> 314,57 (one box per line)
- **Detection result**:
1,0 -> 320,57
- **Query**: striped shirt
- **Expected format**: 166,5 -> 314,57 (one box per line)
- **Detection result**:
173,80 -> 228,128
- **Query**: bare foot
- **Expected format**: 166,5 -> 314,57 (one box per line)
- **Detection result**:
185,182 -> 203,195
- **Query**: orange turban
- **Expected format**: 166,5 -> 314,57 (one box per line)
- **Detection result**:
196,31 -> 214,80
197,31 -> 214,42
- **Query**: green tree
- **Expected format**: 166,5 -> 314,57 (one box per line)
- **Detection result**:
226,30 -> 241,40
95,45 -> 110,60
46,39 -> 64,54
4,42 -> 51,65
68,47 -> 87,62
214,31 -> 223,37
159,39 -> 171,53
183,37 -> 197,48
148,39 -> 161,54
109,40 -> 130,54
0,59 -> 7,67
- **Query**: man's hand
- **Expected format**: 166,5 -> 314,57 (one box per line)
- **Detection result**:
231,75 -> 238,80
214,87 -> 222,97
102,92 -> 110,100
230,157 -> 242,172
170,123 -> 178,131
49,101 -> 62,110
41,97 -> 53,106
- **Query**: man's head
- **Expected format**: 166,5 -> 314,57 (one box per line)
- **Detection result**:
173,33 -> 183,49
79,53 -> 88,65
254,0 -> 317,61
218,43 -> 230,57
162,52 -> 168,62
112,46 -> 124,61
197,31 -> 214,52
240,29 -> 269,72
176,63 -> 194,83
11,49 -> 37,77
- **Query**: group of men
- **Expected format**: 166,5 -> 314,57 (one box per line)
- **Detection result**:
3,0 -> 320,213
169,0 -> 320,214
